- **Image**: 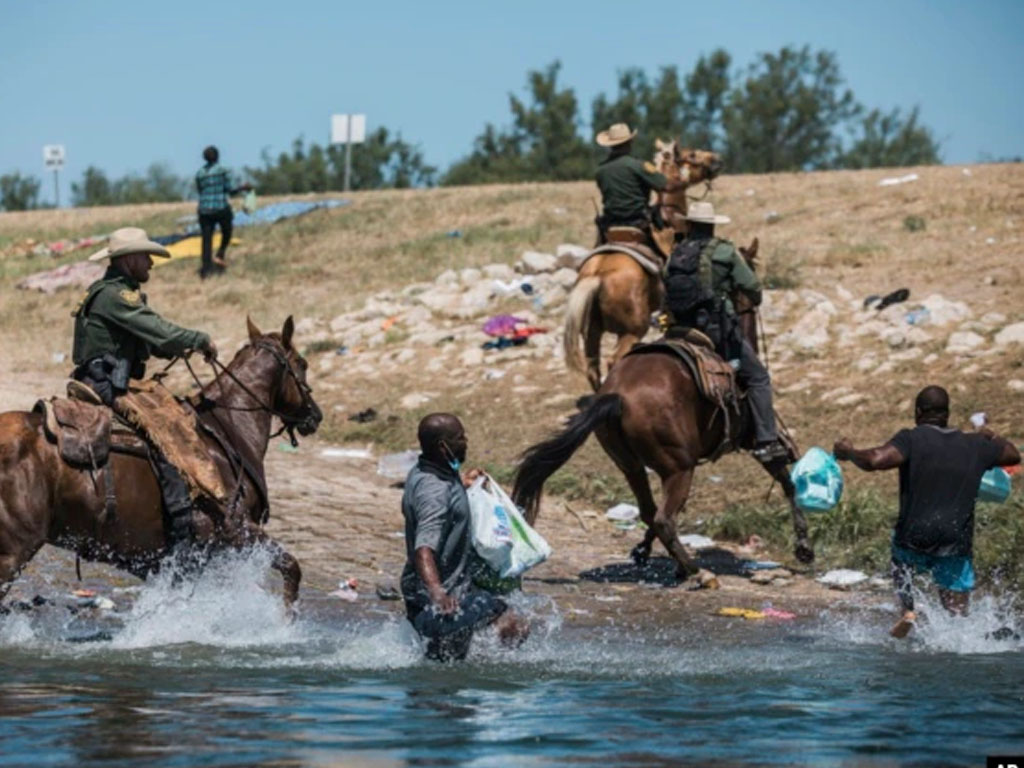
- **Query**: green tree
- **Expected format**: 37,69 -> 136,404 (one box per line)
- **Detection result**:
840,106 -> 941,169
444,61 -> 591,185
71,166 -> 114,206
0,172 -> 42,211
681,49 -> 731,149
722,46 -> 860,172
71,163 -> 187,206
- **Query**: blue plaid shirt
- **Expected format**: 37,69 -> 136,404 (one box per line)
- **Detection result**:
195,163 -> 233,213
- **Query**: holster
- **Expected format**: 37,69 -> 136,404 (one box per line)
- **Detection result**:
76,354 -> 132,406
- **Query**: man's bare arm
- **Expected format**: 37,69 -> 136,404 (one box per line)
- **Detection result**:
833,439 -> 905,472
414,547 -> 457,614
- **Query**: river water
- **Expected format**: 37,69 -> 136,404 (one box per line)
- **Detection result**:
2,552 -> 1022,767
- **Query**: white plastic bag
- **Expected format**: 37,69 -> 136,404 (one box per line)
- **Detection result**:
467,474 -> 551,578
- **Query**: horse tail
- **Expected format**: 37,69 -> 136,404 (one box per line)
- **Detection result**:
563,275 -> 602,376
513,393 -> 623,525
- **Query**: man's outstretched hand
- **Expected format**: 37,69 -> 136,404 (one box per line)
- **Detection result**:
833,438 -> 855,460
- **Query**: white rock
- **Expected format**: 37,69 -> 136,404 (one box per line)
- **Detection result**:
555,243 -> 590,270
416,288 -> 463,315
780,308 -> 831,352
855,354 -> 877,372
551,267 -> 578,290
460,347 -> 485,367
920,294 -> 972,326
400,392 -> 435,410
994,322 -> 1024,346
520,250 -> 558,273
884,331 -> 906,349
1008,379 -> 1024,393
982,312 -> 1007,326
482,263 -> 515,280
923,353 -> 939,365
835,393 -> 866,407
403,305 -> 433,326
820,386 -> 852,402
889,348 -> 923,362
905,328 -> 934,346
435,269 -> 458,286
459,268 -> 483,286
536,285 -> 568,310
946,331 -> 986,354
295,317 -> 319,335
835,285 -> 853,302
359,297 -> 403,320
394,348 -> 416,364
329,313 -> 357,334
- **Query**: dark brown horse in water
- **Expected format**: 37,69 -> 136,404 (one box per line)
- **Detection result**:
564,145 -> 723,391
513,349 -> 813,579
0,316 -> 322,613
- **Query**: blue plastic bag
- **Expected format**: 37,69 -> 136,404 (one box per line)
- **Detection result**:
978,467 -> 1012,504
790,447 -> 844,512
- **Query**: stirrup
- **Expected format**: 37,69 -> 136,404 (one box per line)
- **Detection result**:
67,379 -> 104,405
751,441 -> 789,463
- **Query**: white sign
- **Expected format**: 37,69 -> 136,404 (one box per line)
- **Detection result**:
43,144 -> 65,169
330,114 -> 366,144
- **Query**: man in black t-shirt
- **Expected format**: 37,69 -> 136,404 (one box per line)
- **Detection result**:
833,386 -> 1020,638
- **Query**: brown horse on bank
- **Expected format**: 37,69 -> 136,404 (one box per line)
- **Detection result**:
564,146 -> 722,391
0,316 -> 322,613
513,350 -> 813,579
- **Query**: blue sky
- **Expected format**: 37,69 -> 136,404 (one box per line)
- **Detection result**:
2,0 -> 1022,205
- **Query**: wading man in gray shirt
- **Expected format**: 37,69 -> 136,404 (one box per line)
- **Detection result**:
401,413 -> 528,660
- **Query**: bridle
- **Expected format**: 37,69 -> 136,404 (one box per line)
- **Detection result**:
183,338 -> 320,446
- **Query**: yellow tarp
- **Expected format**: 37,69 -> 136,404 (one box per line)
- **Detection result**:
153,234 -> 240,266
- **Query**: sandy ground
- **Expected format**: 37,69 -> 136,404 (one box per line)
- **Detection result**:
2,370 -> 881,632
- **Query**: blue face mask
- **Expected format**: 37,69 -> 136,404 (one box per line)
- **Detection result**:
448,458 -> 462,473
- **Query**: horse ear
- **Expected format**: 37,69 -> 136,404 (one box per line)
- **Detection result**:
281,315 -> 295,349
749,237 -> 759,260
655,139 -> 666,151
247,315 -> 263,341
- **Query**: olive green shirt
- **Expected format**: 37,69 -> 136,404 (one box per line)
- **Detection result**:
704,237 -> 762,317
596,153 -> 668,224
71,266 -> 210,373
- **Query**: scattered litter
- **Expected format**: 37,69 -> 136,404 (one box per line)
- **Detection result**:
985,237 -> 997,245
761,607 -> 797,620
380,315 -> 399,332
717,607 -> 764,620
492,278 -> 527,296
750,568 -> 792,585
970,412 -> 987,429
377,450 -> 420,479
817,569 -> 869,589
276,442 -> 299,453
483,369 -> 506,380
17,260 -> 105,294
329,580 -> 358,602
878,173 -> 918,186
962,168 -> 972,177
708,475 -> 723,484
696,569 -> 720,590
605,503 -> 639,522
764,210 -> 781,224
320,447 -> 373,459
746,534 -> 765,551
72,589 -> 96,599
678,534 -> 716,550
375,584 -> 401,601
904,308 -> 930,325
446,230 -> 463,238
613,520 -> 637,531
51,352 -> 66,364
876,288 -> 910,310
336,345 -> 349,355
594,595 -> 623,602
348,408 -> 378,423
482,336 -> 527,350
742,560 -> 782,571
483,314 -> 527,337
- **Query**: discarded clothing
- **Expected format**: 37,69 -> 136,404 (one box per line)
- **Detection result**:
17,260 -> 105,294
482,336 -> 527,350
482,314 -> 527,337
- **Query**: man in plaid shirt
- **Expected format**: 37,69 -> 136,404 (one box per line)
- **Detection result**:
195,146 -> 249,278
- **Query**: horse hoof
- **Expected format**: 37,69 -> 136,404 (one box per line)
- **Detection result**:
795,540 -> 815,564
630,545 -> 650,567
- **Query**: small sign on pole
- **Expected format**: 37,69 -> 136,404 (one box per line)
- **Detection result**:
330,114 -> 366,191
43,144 -> 65,207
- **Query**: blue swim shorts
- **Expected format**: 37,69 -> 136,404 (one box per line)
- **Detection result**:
891,542 -> 975,592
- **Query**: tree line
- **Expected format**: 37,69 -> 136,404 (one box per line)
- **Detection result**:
1,45 -> 948,211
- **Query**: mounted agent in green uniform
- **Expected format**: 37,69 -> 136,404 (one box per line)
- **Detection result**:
72,227 -> 218,545
593,123 -> 683,240
663,202 -> 787,464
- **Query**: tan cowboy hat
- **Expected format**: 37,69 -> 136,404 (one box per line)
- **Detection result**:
685,201 -> 731,225
89,227 -> 171,262
595,123 -> 637,148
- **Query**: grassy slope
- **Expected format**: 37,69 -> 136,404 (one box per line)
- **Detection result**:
2,163 -> 1022,583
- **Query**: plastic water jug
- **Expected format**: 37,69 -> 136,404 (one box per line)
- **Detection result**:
790,447 -> 844,512
977,467 -> 1012,504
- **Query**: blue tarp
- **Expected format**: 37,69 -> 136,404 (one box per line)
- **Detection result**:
176,198 -> 351,235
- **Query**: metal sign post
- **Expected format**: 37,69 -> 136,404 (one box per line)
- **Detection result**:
43,144 -> 65,207
330,114 -> 366,191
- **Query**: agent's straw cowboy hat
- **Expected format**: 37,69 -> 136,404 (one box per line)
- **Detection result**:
595,122 -> 637,148
685,201 -> 731,225
89,227 -> 171,262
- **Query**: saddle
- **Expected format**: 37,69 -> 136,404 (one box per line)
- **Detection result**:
35,378 -> 228,503
625,332 -> 742,461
